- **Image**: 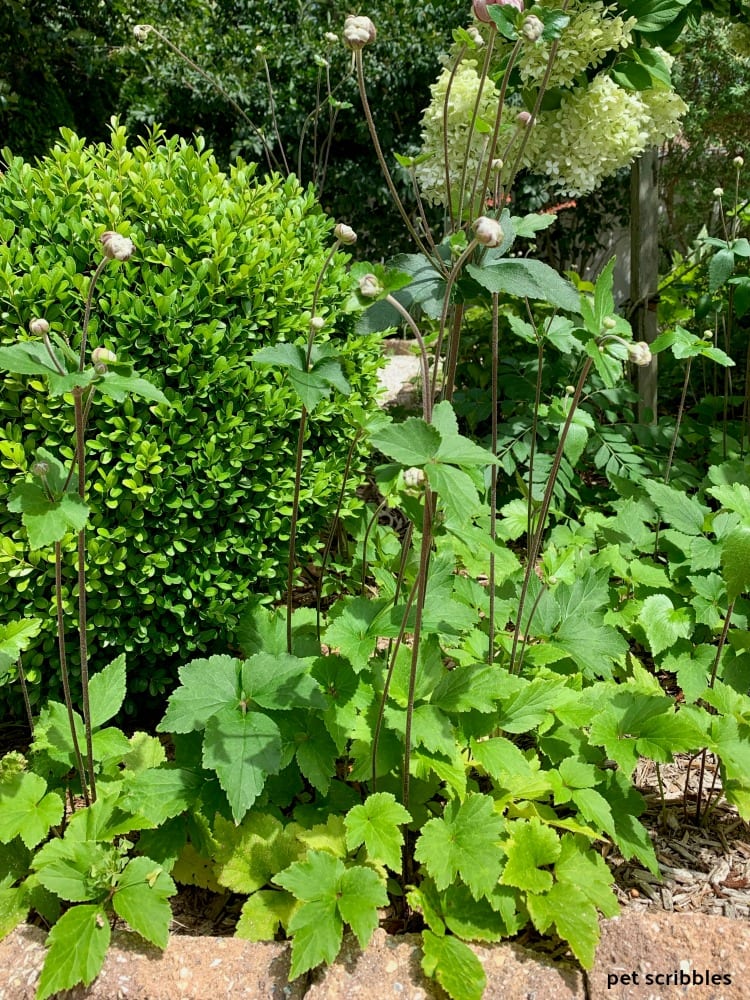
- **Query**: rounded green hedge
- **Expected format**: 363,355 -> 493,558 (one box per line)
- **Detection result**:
0,125 -> 382,711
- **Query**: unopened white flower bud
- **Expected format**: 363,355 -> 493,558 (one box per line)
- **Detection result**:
602,316 -> 617,330
703,329 -> 714,341
29,317 -> 50,336
713,187 -> 724,198
310,316 -> 325,332
628,341 -> 652,366
334,223 -> 357,245
521,15 -> 544,42
31,460 -> 49,478
403,467 -> 425,489
324,31 -> 339,44
734,156 -> 744,168
491,158 -> 504,171
92,347 -> 117,365
343,15 -> 376,50
517,110 -> 533,127
100,231 -> 135,261
565,385 -> 575,395
358,273 -> 383,298
473,216 -> 504,247
467,26 -> 484,46
133,24 -> 151,42
473,0 -> 524,23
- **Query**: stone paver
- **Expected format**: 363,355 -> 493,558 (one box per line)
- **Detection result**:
2,913 -> 748,1000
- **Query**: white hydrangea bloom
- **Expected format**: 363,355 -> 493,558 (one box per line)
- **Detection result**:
727,23 -> 750,61
521,74 -> 684,196
639,86 -> 688,148
516,0 -> 636,90
415,60 -> 509,208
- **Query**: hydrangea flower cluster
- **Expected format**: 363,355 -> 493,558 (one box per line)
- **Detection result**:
415,0 -> 689,203
415,60 -> 508,208
727,22 -> 750,61
516,0 -> 635,89
521,74 -> 686,196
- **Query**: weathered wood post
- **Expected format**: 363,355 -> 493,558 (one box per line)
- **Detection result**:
630,147 -> 659,425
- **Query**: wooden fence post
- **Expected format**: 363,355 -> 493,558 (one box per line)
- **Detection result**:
630,147 -> 659,425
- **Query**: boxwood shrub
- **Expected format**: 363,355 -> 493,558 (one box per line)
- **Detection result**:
0,125 -> 383,712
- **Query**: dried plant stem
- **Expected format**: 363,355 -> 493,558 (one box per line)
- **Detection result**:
432,239 -> 479,401
55,541 -> 90,805
695,598 -> 736,823
16,656 -> 34,740
141,25 -> 279,172
286,241 -> 342,652
663,356 -> 692,485
385,295 -> 432,423
355,50 -> 445,274
73,388 -> 96,801
442,44 -> 467,232
456,25 -> 497,220
488,292 -> 500,664
402,493 -> 434,819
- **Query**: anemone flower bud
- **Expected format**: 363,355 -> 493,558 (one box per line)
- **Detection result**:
628,341 -> 652,366
31,460 -> 49,478
467,26 -> 484,46
310,316 -> 325,332
29,317 -> 50,336
92,347 -> 117,366
334,223 -> 357,245
358,273 -> 383,298
404,467 -> 425,489
100,231 -> 135,261
521,14 -> 544,42
602,316 -> 617,330
473,216 -> 504,247
713,187 -> 724,198
516,110 -> 533,127
703,329 -> 714,341
343,15 -> 376,50
133,24 -> 151,41
733,156 -> 744,168
473,0 -> 524,23
324,31 -> 339,43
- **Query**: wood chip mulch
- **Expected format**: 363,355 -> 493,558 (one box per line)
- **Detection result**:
604,753 -> 750,921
